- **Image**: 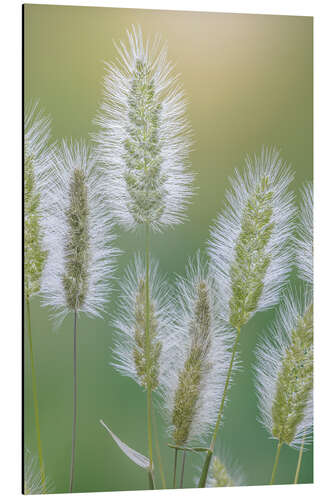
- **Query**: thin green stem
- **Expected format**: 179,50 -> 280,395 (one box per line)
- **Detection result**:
152,405 -> 166,489
144,223 -> 154,489
179,450 -> 186,488
148,470 -> 154,490
270,441 -> 282,485
26,296 -> 46,493
294,435 -> 305,484
173,449 -> 178,489
198,327 -> 241,488
168,443 -> 209,453
69,309 -> 78,493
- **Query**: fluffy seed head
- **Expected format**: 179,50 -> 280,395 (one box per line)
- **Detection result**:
112,255 -> 171,391
41,139 -> 118,323
295,182 -> 313,285
94,25 -> 194,231
161,255 -> 235,446
209,147 -> 295,329
207,453 -> 244,488
24,449 -> 53,494
24,101 -> 54,298
209,457 -> 236,487
254,288 -> 313,448
193,445 -> 244,487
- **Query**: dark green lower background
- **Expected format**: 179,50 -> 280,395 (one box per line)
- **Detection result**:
24,4 -> 313,493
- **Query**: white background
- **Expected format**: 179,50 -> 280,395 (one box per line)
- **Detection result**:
0,0 -> 332,498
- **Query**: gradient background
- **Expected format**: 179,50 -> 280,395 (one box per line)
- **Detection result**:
23,4 -> 313,494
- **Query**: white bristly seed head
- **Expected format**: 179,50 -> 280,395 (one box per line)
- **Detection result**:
112,254 -> 172,391
206,455 -> 244,488
206,447 -> 244,488
24,449 -> 53,494
193,445 -> 244,487
41,139 -> 118,324
94,25 -> 194,232
295,182 -> 313,285
208,147 -> 295,330
24,101 -> 54,299
254,288 -> 313,449
160,254 -> 235,447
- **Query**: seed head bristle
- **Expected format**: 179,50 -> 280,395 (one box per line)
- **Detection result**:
112,255 -> 170,391
209,147 -> 295,329
194,446 -> 244,487
132,277 -> 162,390
41,139 -> 118,323
271,303 -> 313,445
24,101 -> 53,298
161,254 -> 235,446
94,25 -> 194,231
172,280 -> 212,446
210,457 -> 235,487
62,168 -> 90,310
24,155 -> 48,298
229,177 -> 274,328
124,59 -> 166,225
255,288 -> 313,448
295,182 -> 313,285
24,449 -> 54,494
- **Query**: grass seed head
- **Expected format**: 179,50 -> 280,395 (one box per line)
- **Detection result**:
209,147 -> 295,329
94,25 -> 194,232
161,254 -> 235,446
41,139 -> 118,323
112,255 -> 171,391
24,101 -> 54,299
295,182 -> 313,285
255,288 -> 313,448
24,449 -> 53,494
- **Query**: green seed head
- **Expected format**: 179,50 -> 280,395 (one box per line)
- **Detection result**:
24,154 -> 47,299
62,168 -> 90,310
24,449 -> 53,494
95,26 -> 194,231
133,278 -> 162,390
124,59 -> 166,225
209,148 -> 295,331
172,281 -> 212,446
229,177 -> 274,329
272,304 -> 313,445
24,102 -> 52,299
210,456 -> 235,487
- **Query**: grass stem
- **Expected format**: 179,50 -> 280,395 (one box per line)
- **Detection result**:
179,450 -> 186,488
173,448 -> 178,489
294,435 -> 305,484
26,296 -> 46,493
145,223 -> 154,489
69,309 -> 78,493
198,327 -> 241,488
270,441 -> 282,485
152,405 -> 166,488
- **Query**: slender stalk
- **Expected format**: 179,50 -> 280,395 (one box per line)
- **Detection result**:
168,443 -> 209,453
198,327 -> 241,488
148,470 -> 155,490
26,296 -> 46,493
294,435 -> 305,484
179,450 -> 186,488
69,309 -> 78,493
270,441 -> 282,485
173,449 -> 178,489
144,223 -> 154,489
152,405 -> 166,489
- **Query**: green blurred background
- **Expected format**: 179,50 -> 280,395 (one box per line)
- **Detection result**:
24,4 -> 313,494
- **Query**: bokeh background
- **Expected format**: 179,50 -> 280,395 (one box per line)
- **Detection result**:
24,4 -> 313,494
